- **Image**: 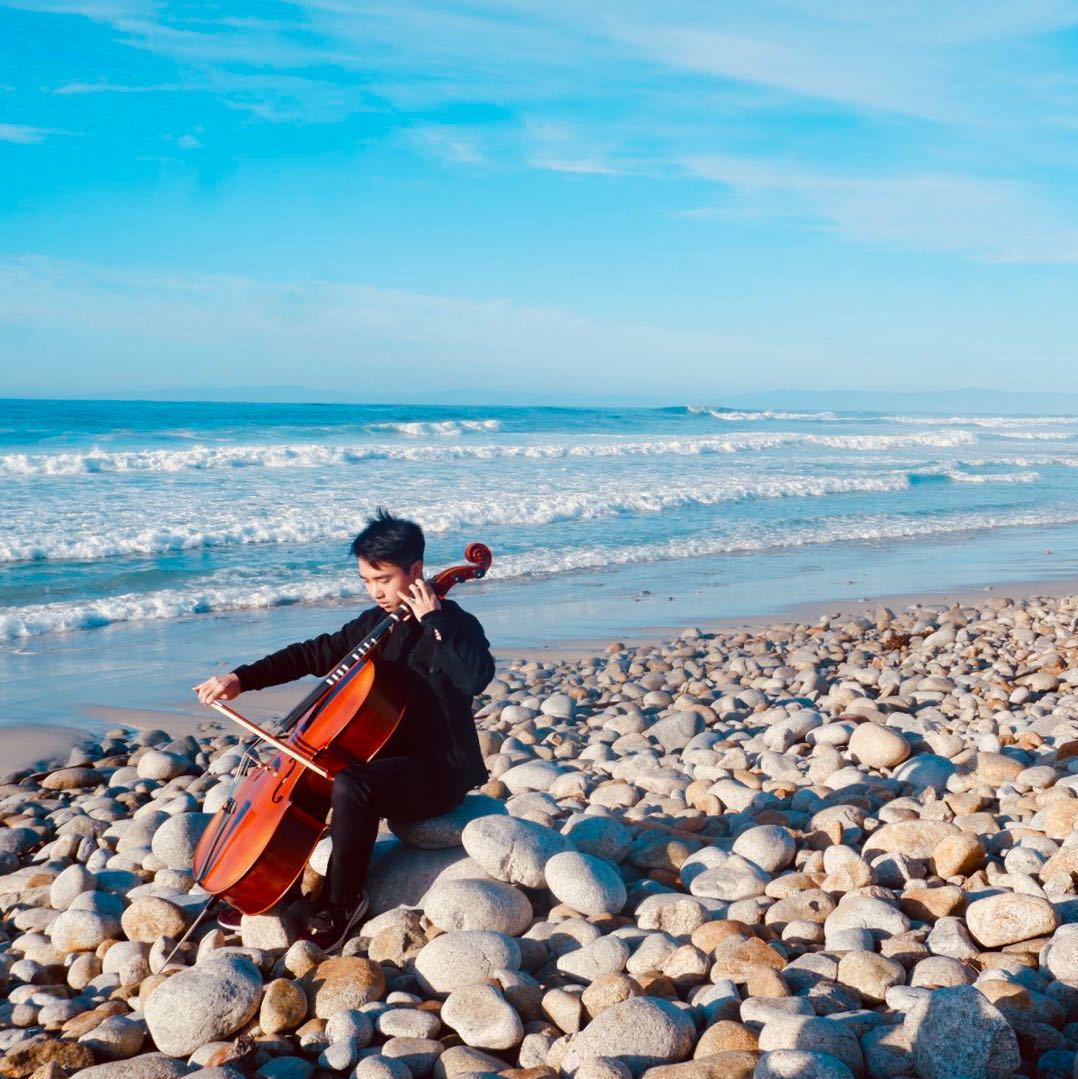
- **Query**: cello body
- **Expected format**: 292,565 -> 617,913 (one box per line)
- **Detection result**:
192,543 -> 491,916
193,658 -> 404,913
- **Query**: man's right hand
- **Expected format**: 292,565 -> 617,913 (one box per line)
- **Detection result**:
193,672 -> 242,706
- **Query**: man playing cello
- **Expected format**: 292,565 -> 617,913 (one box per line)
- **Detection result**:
193,509 -> 494,951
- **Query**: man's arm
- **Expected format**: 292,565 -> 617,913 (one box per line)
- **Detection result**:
420,605 -> 496,697
231,612 -> 375,692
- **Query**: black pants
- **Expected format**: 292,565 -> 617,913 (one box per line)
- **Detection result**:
325,755 -> 458,906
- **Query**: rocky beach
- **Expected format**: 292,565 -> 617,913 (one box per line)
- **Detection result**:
4,591 -> 1078,1079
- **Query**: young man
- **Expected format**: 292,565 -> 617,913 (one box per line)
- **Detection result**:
193,509 -> 494,950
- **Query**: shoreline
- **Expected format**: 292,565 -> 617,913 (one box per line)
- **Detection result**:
501,573 -> 1078,664
4,573 -> 1076,777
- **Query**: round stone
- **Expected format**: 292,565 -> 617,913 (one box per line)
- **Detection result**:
260,978 -> 309,1034
441,983 -> 524,1050
413,930 -> 521,995
563,816 -> 633,863
731,825 -> 796,873
121,896 -> 191,943
150,811 -> 212,871
461,814 -> 570,888
754,1050 -> 855,1079
101,940 -> 151,985
423,877 -> 533,935
758,1016 -> 863,1076
388,793 -> 507,849
848,723 -> 911,770
136,749 -> 191,781
307,956 -> 385,1018
353,1058 -> 412,1079
42,767 -> 103,791
325,1007 -> 375,1046
499,760 -> 567,795
560,997 -> 696,1077
965,893 -> 1059,948
49,909 -> 121,954
77,1014 -> 145,1061
545,851 -> 627,915
903,984 -> 1020,1079
144,955 -> 262,1057
50,865 -> 97,910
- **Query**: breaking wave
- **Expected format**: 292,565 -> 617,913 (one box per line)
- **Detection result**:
6,504 -> 1078,640
1,429 -> 978,477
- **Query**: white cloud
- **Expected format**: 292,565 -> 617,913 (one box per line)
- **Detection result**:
406,126 -> 485,165
0,123 -> 53,143
686,154 -> 1078,262
53,81 -> 184,95
0,256 -> 787,392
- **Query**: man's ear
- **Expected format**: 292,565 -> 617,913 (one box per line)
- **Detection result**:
410,560 -> 424,581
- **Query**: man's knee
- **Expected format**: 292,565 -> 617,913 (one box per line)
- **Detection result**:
332,764 -> 375,812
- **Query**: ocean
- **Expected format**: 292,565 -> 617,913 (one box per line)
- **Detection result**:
3,398 -> 1078,726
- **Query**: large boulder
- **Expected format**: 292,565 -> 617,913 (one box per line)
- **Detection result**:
143,955 -> 262,1057
903,984 -> 1020,1079
388,793 -> 507,849
365,840 -> 476,915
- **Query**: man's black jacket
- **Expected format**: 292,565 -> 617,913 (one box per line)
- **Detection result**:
232,599 -> 493,802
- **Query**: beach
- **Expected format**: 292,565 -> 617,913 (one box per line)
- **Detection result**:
6,398 -> 1078,1076
4,585 -> 1078,1076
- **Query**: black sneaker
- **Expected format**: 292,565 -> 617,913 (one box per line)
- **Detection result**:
301,891 -> 370,952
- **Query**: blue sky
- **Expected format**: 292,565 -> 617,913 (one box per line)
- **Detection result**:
2,1 -> 1078,402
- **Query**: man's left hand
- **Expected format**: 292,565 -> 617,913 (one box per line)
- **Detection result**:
402,579 -> 441,620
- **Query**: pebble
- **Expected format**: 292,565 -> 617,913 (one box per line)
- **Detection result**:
848,722 -> 911,769
441,983 -> 524,1049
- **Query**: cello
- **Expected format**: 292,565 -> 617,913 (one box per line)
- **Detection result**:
191,543 -> 492,917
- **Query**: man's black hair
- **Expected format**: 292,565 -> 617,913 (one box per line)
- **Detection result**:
350,508 -> 425,568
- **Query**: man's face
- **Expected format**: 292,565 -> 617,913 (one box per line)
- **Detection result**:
358,557 -> 422,611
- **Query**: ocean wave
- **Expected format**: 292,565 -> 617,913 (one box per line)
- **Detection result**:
1,429 -> 979,477
890,414 -> 1078,428
0,473 -> 916,564
686,406 -> 838,422
995,431 -> 1075,441
0,578 -> 370,641
6,504 -> 1078,640
364,419 -> 501,436
493,506 -> 1078,580
958,455 -> 1078,469
947,470 -> 1040,484
908,468 -> 1040,486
